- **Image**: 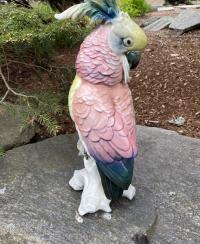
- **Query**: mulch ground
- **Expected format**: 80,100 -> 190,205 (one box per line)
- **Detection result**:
131,29 -> 200,138
0,15 -> 199,139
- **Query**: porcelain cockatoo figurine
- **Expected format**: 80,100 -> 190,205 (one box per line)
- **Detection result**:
55,0 -> 147,216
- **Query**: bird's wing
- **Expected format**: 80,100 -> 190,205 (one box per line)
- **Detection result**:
72,79 -> 137,189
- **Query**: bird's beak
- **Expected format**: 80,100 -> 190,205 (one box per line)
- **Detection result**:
126,51 -> 141,70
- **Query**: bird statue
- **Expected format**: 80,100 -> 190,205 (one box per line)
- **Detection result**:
55,0 -> 147,216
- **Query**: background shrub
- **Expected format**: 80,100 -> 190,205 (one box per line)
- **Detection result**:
0,3 -> 91,61
119,0 -> 152,17
0,0 -> 151,136
0,3 -> 90,135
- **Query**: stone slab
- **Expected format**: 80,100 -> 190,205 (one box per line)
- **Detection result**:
144,16 -> 174,31
0,130 -> 156,244
176,4 -> 200,9
0,126 -> 199,244
169,10 -> 200,33
157,6 -> 175,11
141,16 -> 161,27
0,104 -> 36,150
136,127 -> 200,244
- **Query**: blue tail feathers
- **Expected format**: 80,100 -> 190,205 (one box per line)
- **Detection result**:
96,158 -> 134,200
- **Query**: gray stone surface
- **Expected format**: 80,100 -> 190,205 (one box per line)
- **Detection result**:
136,127 -> 200,244
144,16 -> 174,31
169,10 -> 200,33
0,131 -> 156,244
0,126 -> 199,244
141,16 -> 161,28
0,104 -> 36,150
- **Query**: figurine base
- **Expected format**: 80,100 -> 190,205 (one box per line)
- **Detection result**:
69,156 -> 136,216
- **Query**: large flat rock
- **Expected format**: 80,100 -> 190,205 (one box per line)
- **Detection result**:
0,104 -> 36,151
169,10 -> 200,33
0,126 -> 199,243
0,129 -> 156,244
136,127 -> 200,243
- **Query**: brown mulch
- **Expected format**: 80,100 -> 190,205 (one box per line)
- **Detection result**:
131,29 -> 200,138
0,20 -> 199,139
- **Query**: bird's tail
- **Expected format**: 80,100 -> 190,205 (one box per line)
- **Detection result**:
97,166 -> 123,201
96,158 -> 134,201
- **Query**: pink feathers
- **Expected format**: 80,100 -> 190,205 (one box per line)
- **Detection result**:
72,24 -> 138,163
76,25 -> 123,86
72,81 -> 138,163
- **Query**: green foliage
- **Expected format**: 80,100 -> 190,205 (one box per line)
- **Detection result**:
0,147 -> 5,157
119,0 -> 152,17
0,3 -> 91,60
11,91 -> 70,136
0,3 -> 89,137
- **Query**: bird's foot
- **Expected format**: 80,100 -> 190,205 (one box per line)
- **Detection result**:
122,184 -> 136,200
79,194 -> 111,216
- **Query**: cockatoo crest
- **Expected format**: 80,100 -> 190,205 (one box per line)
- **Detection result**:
55,0 -> 120,23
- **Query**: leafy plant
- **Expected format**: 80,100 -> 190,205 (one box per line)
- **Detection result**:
9,91 -> 70,136
0,3 -> 89,137
0,3 -> 91,60
119,0 -> 152,17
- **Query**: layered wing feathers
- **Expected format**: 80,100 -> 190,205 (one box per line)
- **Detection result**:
73,80 -> 137,164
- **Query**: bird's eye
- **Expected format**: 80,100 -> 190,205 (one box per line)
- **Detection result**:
123,38 -> 133,47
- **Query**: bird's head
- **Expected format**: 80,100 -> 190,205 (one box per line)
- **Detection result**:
55,0 -> 147,70
108,12 -> 147,54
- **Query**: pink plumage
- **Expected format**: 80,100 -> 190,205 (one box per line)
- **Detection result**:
72,81 -> 138,163
76,25 -> 123,86
54,0 -> 147,210
72,25 -> 138,163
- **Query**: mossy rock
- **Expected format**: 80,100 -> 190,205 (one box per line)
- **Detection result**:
0,103 -> 36,150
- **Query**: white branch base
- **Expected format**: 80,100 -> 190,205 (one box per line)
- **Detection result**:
69,156 -> 136,216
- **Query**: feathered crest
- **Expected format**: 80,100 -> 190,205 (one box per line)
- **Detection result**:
55,0 -> 120,23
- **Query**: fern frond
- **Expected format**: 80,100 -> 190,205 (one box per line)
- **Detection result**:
8,91 -> 68,136
37,113 -> 61,136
